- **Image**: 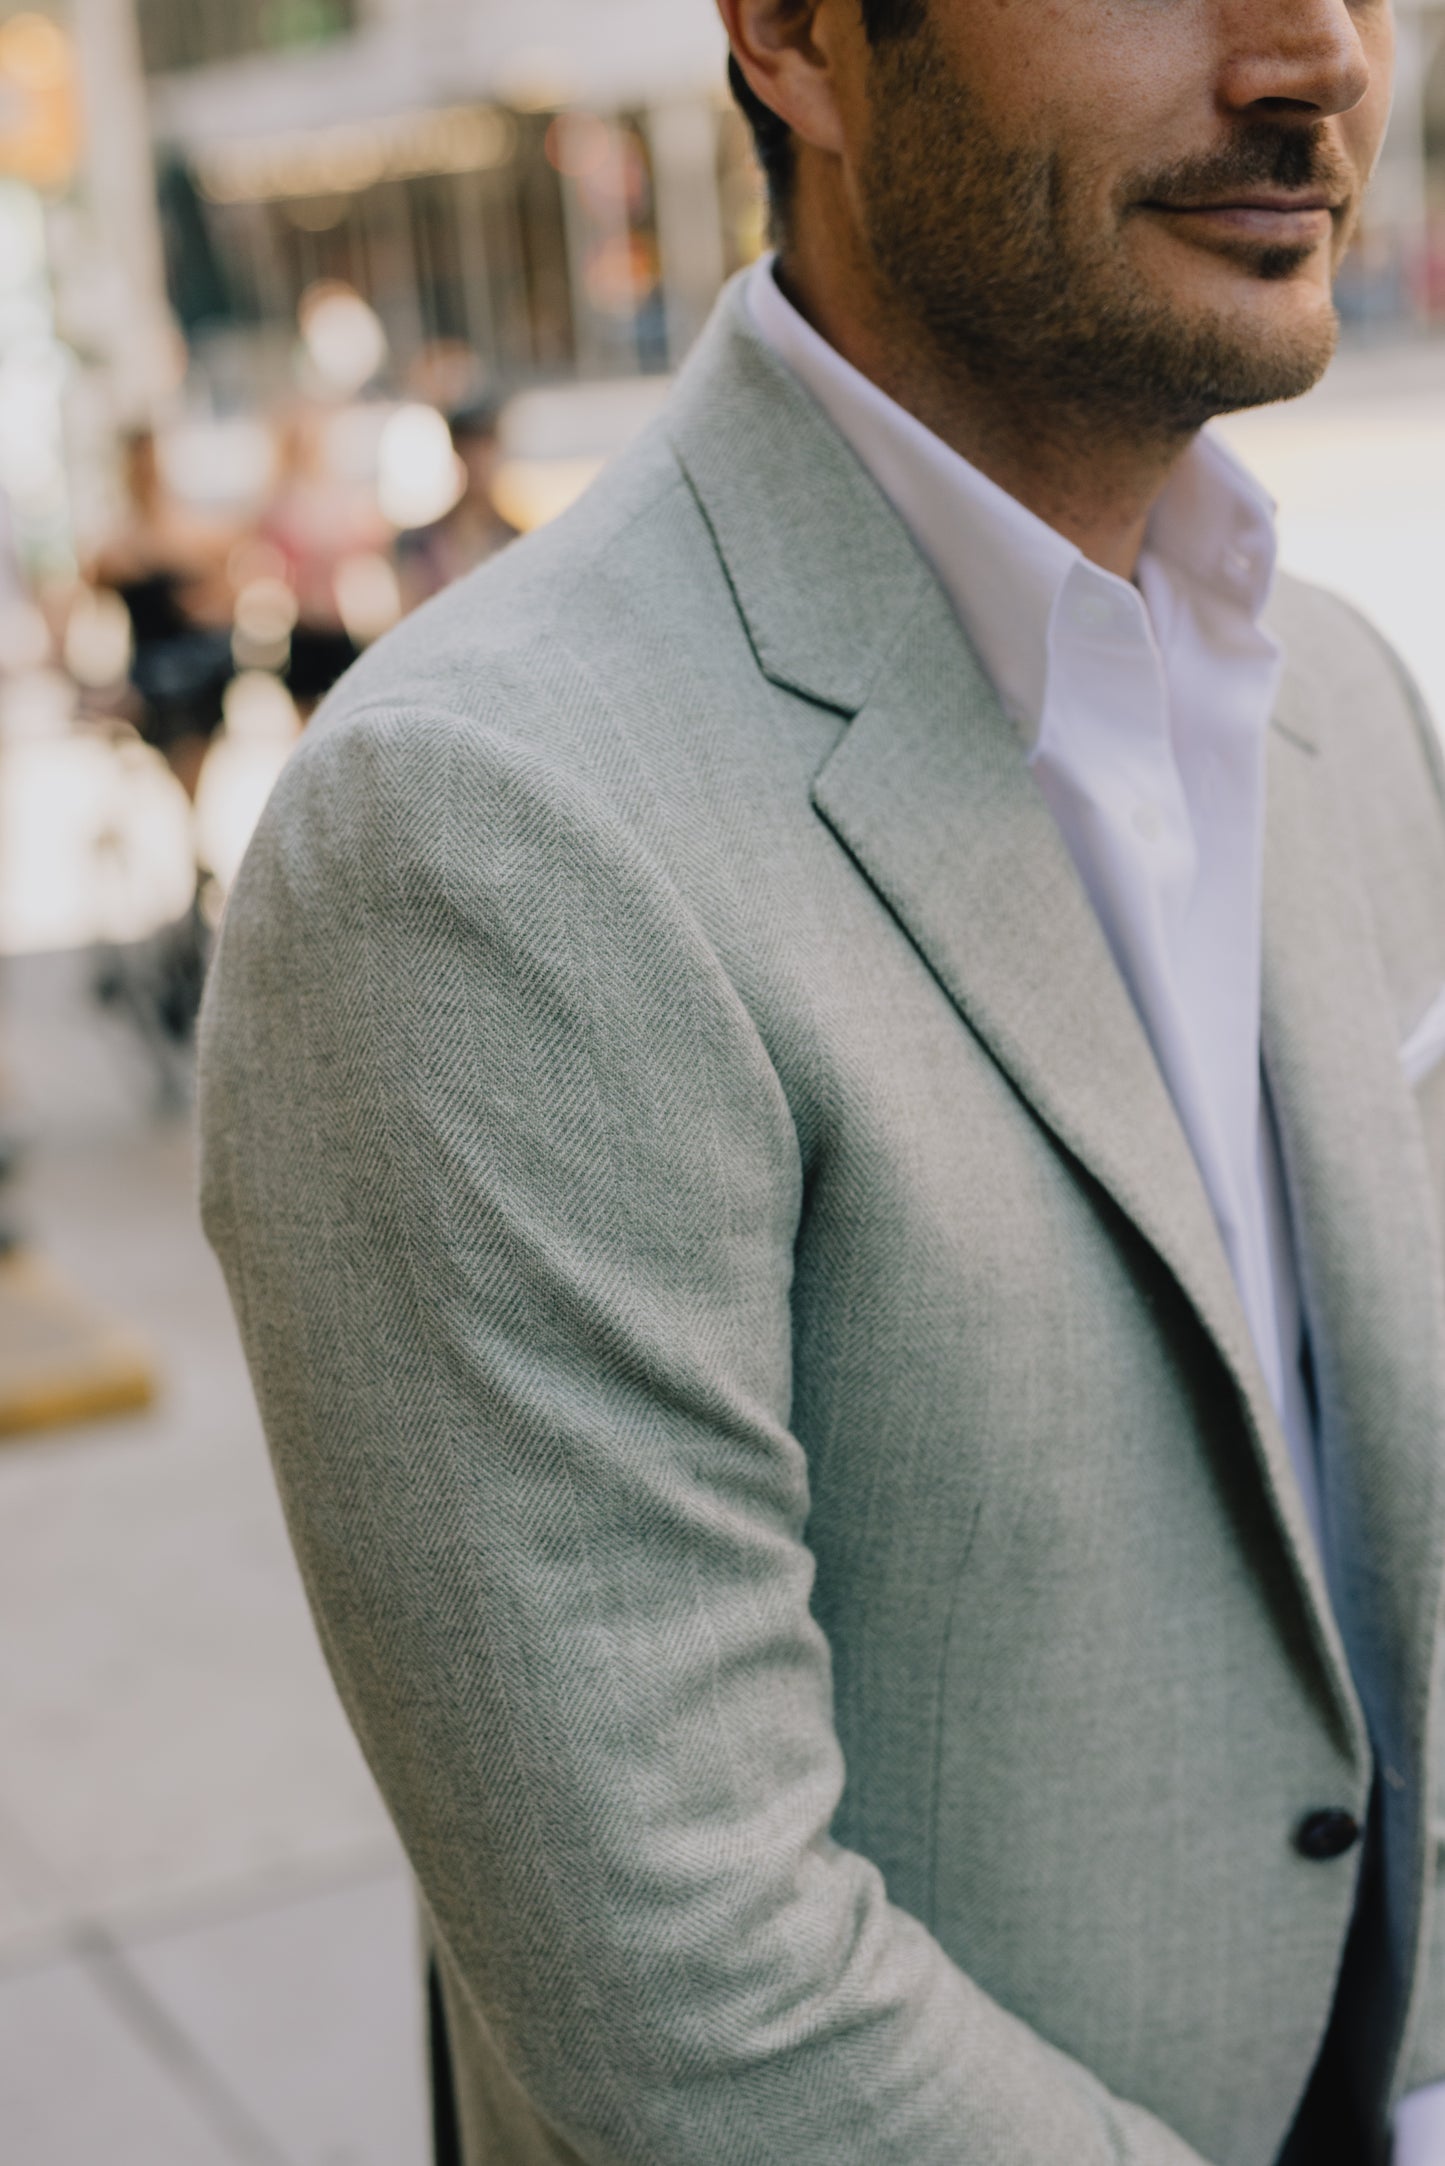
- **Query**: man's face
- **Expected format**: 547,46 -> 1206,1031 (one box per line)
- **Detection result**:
848,0 -> 1394,434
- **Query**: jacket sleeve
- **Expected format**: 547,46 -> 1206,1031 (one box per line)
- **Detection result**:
199,692 -> 1211,2166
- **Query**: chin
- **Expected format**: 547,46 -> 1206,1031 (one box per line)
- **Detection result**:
1135,249 -> 1339,416
1192,298 -> 1340,416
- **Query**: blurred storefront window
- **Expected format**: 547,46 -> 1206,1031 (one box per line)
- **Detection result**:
179,109 -> 580,393
168,94 -> 730,396
140,0 -> 748,397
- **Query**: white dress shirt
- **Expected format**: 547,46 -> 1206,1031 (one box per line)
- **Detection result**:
747,255 -> 1444,2163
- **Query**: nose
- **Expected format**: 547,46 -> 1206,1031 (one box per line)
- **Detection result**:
1218,0 -> 1374,119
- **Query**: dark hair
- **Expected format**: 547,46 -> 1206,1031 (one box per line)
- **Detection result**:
728,0 -> 926,237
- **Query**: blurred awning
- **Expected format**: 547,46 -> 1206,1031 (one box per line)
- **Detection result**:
149,0 -> 730,156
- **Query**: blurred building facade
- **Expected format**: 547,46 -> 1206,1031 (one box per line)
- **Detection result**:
139,0 -> 757,409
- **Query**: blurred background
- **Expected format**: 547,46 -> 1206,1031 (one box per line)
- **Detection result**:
0,2 -> 1440,2162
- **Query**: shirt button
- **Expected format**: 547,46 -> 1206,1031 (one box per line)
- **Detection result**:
1131,802 -> 1165,844
1294,1808 -> 1362,1861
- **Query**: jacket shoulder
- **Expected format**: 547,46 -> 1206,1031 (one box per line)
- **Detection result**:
1269,571 -> 1442,793
325,418 -> 697,727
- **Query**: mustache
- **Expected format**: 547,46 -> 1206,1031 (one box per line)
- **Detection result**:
1129,125 -> 1354,208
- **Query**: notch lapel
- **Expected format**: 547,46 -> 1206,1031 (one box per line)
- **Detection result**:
668,276 -> 1363,1747
811,591 -> 1361,1748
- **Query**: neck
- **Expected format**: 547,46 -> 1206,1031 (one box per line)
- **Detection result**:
776,237 -> 1195,584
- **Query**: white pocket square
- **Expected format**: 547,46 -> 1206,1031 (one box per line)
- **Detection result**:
1403,987 -> 1445,1087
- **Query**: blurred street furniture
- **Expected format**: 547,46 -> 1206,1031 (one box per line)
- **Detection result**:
396,401 -> 517,611
0,1244 -> 154,1439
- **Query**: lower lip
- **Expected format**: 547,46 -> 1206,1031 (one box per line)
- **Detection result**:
1148,203 -> 1334,245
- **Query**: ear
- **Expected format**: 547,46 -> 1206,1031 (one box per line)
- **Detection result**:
716,0 -> 850,157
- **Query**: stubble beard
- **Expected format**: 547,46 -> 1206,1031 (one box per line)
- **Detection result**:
858,32 -> 1348,449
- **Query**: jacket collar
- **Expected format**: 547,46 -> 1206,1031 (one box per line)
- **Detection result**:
666,278 -> 938,716
743,251 -> 1282,752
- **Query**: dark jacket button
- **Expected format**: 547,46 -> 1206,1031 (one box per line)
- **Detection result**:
1295,1809 -> 1363,1861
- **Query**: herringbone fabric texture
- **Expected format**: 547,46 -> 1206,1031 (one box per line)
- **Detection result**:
200,279 -> 1445,2166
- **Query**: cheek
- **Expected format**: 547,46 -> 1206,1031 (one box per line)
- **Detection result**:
931,1 -> 1127,137
995,26 -> 1216,202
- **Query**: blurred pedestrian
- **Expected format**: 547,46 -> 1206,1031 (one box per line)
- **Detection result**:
83,432 -> 243,1075
396,402 -> 518,612
87,429 -> 238,804
261,407 -> 390,716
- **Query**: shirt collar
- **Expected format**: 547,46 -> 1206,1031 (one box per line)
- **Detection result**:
745,254 -> 1279,745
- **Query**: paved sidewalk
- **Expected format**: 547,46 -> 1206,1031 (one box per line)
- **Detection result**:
0,951 -> 429,2166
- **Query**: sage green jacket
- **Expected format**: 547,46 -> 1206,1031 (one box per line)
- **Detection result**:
199,279 -> 1445,2166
